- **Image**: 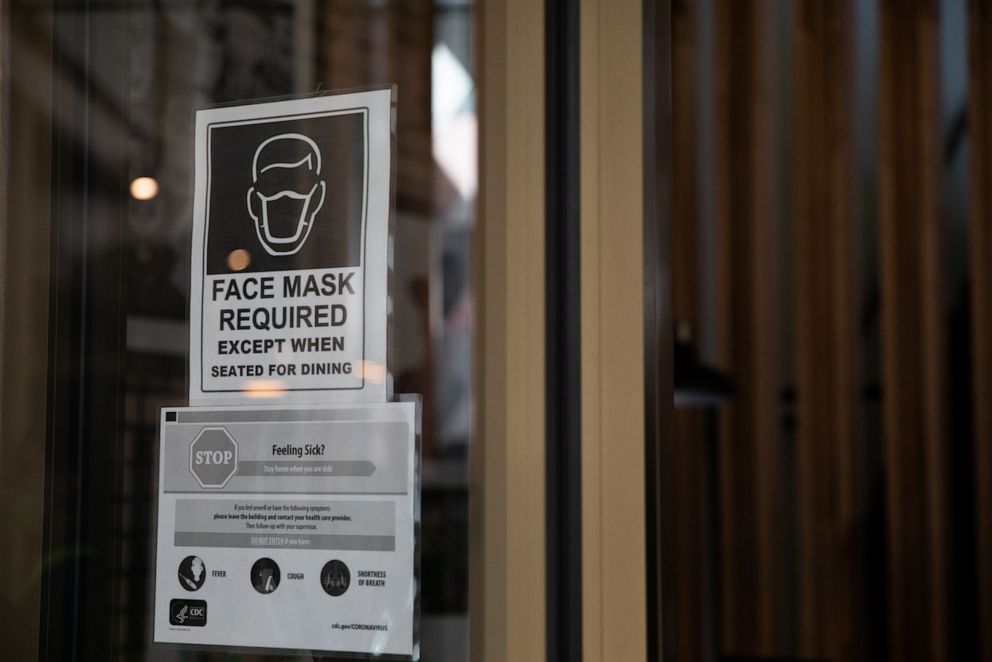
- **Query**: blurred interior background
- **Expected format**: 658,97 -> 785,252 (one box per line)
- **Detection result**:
669,1 -> 990,660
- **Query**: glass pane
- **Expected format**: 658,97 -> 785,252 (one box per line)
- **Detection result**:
2,1 -> 476,660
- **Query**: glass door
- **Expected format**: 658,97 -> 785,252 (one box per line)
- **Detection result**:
0,1 -> 484,659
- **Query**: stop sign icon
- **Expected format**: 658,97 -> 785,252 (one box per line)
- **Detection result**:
189,427 -> 239,489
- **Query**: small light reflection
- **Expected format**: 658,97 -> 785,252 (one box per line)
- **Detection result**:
243,379 -> 286,398
130,176 -> 159,200
227,249 -> 251,272
359,361 -> 387,383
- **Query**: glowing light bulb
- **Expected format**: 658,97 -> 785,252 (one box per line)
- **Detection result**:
130,176 -> 159,200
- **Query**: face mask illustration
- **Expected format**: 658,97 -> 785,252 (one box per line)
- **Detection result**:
246,133 -> 327,256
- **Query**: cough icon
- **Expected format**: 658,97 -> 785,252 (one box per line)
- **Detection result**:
246,133 -> 327,256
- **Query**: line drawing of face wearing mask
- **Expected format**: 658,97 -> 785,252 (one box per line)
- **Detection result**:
246,133 -> 327,257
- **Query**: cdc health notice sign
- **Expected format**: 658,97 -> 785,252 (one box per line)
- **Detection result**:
189,89 -> 393,405
153,401 -> 419,658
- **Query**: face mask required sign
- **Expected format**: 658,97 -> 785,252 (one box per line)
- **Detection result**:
188,89 -> 393,405
153,401 -> 418,658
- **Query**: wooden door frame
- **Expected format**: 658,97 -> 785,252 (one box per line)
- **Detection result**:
473,1 -> 671,661
472,1 -> 548,660
579,0 -> 653,659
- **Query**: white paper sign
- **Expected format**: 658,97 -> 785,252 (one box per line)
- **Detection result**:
153,401 -> 418,658
189,90 -> 393,405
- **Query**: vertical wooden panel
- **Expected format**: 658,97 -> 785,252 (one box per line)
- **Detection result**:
671,1 -> 706,660
580,0 -> 647,660
673,0 -> 699,328
471,1 -> 546,660
713,0 -> 786,655
792,1 -> 865,659
317,0 -> 433,214
878,1 -> 948,659
969,1 -> 992,660
386,0 -> 434,214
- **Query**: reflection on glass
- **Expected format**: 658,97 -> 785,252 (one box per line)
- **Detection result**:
130,176 -> 160,201
9,0 -> 477,659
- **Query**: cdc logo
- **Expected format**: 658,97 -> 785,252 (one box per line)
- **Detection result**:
169,599 -> 207,627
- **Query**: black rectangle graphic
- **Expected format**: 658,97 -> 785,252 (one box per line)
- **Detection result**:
205,111 -> 367,275
170,599 -> 207,627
